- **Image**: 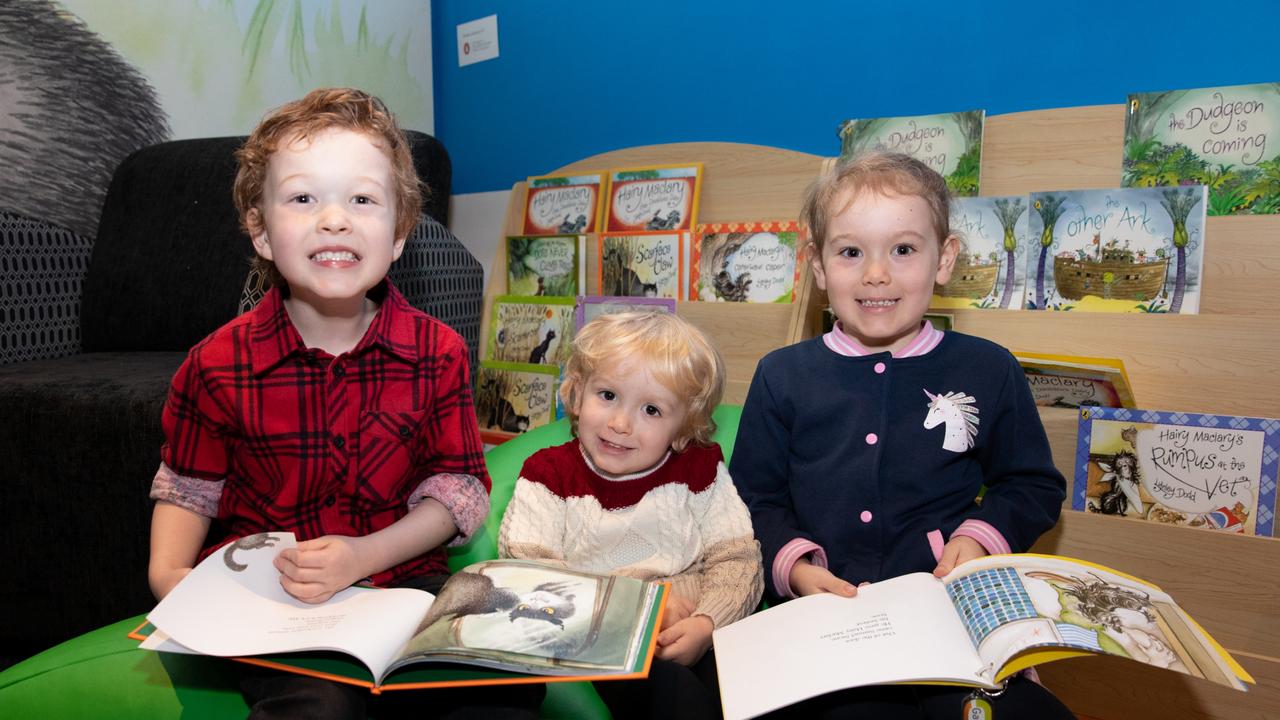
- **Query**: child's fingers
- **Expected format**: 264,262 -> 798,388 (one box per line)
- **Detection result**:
656,623 -> 686,647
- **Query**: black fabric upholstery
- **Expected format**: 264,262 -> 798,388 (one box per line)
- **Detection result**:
0,130 -> 464,665
0,211 -> 92,363
0,352 -> 184,658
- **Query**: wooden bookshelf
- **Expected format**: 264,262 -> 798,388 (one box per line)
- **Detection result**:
483,105 -> 1280,719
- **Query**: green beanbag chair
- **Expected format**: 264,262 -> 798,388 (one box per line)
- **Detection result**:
0,406 -> 744,719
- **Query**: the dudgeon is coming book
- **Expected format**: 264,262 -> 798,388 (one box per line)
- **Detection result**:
713,553 -> 1250,720
133,533 -> 666,691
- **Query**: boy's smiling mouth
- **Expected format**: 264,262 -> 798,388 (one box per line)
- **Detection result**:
310,248 -> 361,264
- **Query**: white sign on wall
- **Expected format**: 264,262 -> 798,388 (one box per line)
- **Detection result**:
458,14 -> 499,67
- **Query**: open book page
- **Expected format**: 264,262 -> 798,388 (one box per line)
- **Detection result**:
391,560 -> 661,677
146,533 -> 434,681
940,554 -> 1249,690
713,572 -> 986,720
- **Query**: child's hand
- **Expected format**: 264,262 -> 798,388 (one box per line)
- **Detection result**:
275,535 -> 368,604
661,593 -> 696,630
789,559 -> 857,598
656,614 -> 714,666
932,535 -> 987,578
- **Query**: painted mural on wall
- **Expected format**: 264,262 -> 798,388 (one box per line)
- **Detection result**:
0,0 -> 432,239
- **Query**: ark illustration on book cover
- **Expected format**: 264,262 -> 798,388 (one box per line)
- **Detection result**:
1024,186 -> 1206,313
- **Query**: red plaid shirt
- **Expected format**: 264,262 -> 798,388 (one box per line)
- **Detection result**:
159,282 -> 489,586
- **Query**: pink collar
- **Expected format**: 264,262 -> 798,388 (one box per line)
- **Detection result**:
823,320 -> 943,358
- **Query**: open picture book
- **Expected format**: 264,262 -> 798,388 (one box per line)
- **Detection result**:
133,533 -> 666,691
713,553 -> 1251,720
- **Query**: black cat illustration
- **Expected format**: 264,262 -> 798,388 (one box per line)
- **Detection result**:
528,329 -> 556,364
610,267 -> 658,297
486,395 -> 530,434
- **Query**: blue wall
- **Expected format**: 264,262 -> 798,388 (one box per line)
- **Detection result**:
433,0 -> 1280,195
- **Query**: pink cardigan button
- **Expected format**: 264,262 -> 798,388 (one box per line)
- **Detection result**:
860,510 -> 873,523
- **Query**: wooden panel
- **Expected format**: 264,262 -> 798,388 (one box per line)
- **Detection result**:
1038,652 -> 1278,720
953,312 -> 1280,418
1032,511 -> 1280,657
982,105 -> 1125,194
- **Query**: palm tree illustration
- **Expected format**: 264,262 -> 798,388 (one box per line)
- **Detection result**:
1032,195 -> 1066,308
993,197 -> 1026,308
1159,187 -> 1202,313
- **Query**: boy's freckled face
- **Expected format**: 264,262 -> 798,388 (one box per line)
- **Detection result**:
251,128 -> 404,308
811,190 -> 957,355
575,357 -> 688,477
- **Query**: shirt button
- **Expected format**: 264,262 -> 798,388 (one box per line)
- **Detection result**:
325,495 -> 337,507
333,435 -> 346,449
398,426 -> 412,439
860,510 -> 873,523
865,433 -> 878,445
333,364 -> 345,377
874,362 -> 886,374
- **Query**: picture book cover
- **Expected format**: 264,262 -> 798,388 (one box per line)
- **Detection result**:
1074,406 -> 1279,536
1124,82 -> 1280,216
689,221 -> 803,303
475,361 -> 559,437
522,172 -> 605,234
714,553 -> 1250,720
838,110 -> 984,196
487,296 -> 576,367
506,235 -> 584,297
598,232 -> 685,299
574,296 -> 676,331
134,533 -> 666,690
932,196 -> 1029,310
1012,352 -> 1137,409
603,164 -> 702,233
1024,186 -> 1207,313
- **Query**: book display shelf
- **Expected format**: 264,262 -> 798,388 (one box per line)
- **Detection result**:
482,106 -> 1279,720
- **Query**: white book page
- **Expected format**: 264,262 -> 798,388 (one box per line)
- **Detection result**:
146,533 -> 434,680
714,573 -> 985,720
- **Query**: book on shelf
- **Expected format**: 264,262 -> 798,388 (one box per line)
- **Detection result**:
838,110 -> 984,196
1074,406 -> 1279,536
603,164 -> 702,233
575,295 -> 676,331
713,553 -> 1251,720
689,221 -> 803,303
522,172 -> 606,234
1012,352 -> 1136,409
1123,82 -> 1280,216
133,533 -> 667,691
933,196 -> 1029,311
1024,186 -> 1207,313
475,361 -> 560,440
505,235 -> 586,297
597,232 -> 687,299
486,295 -> 576,368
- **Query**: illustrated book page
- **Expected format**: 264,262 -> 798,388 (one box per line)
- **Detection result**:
1024,186 -> 1207,313
506,235 -> 585,297
838,110 -> 984,196
574,295 -> 676,331
522,172 -> 605,234
1074,406 -> 1278,536
713,553 -> 1249,720
137,534 -> 666,689
603,164 -> 702,233
475,361 -> 559,438
1012,352 -> 1136,409
486,295 -> 576,367
689,221 -> 802,303
1124,82 -> 1280,216
597,232 -> 686,299
933,196 -> 1028,310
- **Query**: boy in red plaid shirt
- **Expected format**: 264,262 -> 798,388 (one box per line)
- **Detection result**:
147,88 -> 538,718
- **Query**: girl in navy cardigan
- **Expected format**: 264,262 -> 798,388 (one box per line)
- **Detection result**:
731,152 -> 1075,719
